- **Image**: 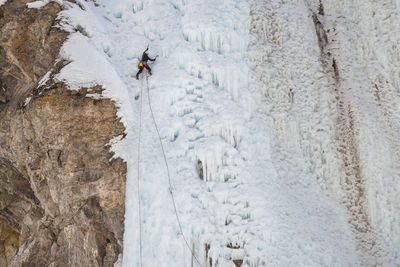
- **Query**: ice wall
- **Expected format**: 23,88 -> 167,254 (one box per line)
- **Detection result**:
55,0 -> 400,265
313,0 -> 400,263
251,0 -> 400,264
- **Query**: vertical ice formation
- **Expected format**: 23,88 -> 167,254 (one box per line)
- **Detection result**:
302,0 -> 400,264
54,0 -> 400,265
249,0 -> 400,264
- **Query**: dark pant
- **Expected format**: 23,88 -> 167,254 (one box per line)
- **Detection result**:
136,64 -> 151,79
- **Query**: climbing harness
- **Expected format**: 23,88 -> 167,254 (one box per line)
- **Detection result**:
135,73 -> 203,267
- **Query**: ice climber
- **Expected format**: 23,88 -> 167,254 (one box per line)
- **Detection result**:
136,46 -> 157,80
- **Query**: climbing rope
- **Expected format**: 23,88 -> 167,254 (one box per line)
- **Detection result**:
136,76 -> 144,267
145,75 -> 203,267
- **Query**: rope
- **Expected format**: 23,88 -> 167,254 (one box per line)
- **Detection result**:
145,75 -> 203,267
136,75 -> 144,267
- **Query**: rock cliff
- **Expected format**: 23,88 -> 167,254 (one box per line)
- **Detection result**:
0,1 -> 126,266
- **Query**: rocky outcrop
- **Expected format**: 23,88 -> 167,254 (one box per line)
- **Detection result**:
0,0 -> 67,111
0,1 -> 126,266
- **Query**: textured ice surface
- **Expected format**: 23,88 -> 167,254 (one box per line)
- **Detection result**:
55,0 -> 400,266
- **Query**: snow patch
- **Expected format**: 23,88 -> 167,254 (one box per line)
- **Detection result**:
55,33 -> 124,92
38,70 -> 51,87
26,0 -> 62,9
23,96 -> 31,107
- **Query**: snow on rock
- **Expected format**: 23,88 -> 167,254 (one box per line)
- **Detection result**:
26,0 -> 62,9
23,96 -> 31,107
27,1 -> 50,9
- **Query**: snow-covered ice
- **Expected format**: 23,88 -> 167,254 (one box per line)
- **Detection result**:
52,0 -> 400,266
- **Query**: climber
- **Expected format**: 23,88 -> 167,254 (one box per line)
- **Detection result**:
136,46 -> 158,80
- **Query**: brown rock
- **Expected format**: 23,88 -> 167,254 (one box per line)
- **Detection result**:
0,1 -> 127,266
0,219 -> 19,267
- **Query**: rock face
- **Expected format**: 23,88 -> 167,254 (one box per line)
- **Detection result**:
0,1 -> 126,266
